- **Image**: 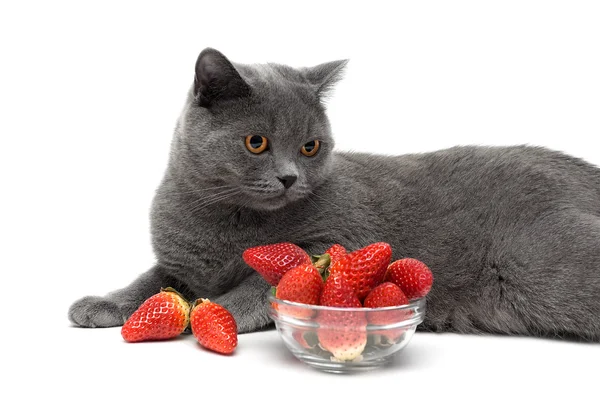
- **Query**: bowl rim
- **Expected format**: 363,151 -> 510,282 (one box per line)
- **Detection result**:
267,293 -> 426,312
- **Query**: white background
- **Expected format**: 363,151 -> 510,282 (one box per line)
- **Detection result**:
1,1 -> 599,399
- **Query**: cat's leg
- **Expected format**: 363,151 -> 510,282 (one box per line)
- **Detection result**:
211,271 -> 273,334
518,212 -> 600,340
68,264 -> 191,328
448,211 -> 600,341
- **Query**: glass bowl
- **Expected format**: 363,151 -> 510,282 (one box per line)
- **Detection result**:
268,294 -> 426,373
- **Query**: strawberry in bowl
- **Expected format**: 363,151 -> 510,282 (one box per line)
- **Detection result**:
244,241 -> 432,373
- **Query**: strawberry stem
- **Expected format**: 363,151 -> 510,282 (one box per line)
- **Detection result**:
192,298 -> 211,308
311,253 -> 331,281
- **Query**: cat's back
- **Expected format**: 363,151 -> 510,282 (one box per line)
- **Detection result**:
332,145 -> 600,216
336,145 -> 598,179
335,145 -> 599,190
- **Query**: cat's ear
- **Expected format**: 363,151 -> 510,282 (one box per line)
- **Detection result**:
194,48 -> 251,107
303,59 -> 349,98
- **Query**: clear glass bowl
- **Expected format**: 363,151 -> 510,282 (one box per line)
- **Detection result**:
268,294 -> 426,373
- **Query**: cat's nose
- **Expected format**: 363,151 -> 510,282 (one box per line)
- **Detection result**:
277,175 -> 297,189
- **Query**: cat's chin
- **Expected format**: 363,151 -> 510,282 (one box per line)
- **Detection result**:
241,192 -> 304,212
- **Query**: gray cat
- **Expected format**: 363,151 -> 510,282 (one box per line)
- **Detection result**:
69,48 -> 600,340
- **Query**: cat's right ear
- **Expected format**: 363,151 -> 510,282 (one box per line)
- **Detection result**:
193,48 -> 251,107
303,59 -> 349,99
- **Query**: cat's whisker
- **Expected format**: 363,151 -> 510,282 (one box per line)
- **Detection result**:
187,190 -> 242,214
306,195 -> 321,211
184,190 -> 240,214
186,187 -> 240,207
244,182 -> 271,189
234,197 -> 253,216
166,184 -> 237,196
191,192 -> 241,214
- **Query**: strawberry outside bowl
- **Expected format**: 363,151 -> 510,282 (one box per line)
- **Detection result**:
267,294 -> 426,373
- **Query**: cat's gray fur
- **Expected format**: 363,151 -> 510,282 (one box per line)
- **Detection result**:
69,48 -> 600,340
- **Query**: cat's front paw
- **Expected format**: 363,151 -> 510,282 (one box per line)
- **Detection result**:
68,296 -> 126,328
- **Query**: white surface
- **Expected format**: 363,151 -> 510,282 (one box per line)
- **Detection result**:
2,1 -> 599,398
13,323 -> 600,399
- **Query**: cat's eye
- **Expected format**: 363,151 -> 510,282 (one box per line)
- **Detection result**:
301,140 -> 320,157
245,135 -> 268,154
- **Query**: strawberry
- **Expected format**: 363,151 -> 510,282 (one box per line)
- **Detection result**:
243,242 -> 311,286
327,242 -> 392,301
364,282 -> 411,342
324,244 -> 347,265
364,282 -> 409,310
292,329 -> 318,349
121,287 -> 190,343
385,258 -> 433,299
275,263 -> 324,318
276,263 -> 324,305
293,329 -> 312,349
190,299 -> 237,355
319,274 -> 362,308
317,275 -> 367,361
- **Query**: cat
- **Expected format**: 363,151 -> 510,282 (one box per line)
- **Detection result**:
69,48 -> 600,340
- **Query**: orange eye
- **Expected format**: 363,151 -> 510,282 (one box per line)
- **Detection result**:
301,140 -> 320,157
245,135 -> 268,154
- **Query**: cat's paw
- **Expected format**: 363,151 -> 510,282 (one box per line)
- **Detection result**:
68,296 -> 126,328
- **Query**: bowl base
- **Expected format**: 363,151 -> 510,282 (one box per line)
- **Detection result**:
292,352 -> 395,374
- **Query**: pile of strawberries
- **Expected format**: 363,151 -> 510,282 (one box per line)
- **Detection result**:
121,288 -> 237,355
120,241 -> 432,362
243,242 -> 433,361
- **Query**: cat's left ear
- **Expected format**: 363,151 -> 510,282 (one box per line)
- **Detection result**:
303,59 -> 349,98
194,48 -> 251,107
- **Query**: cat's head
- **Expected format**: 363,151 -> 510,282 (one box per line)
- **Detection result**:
174,48 -> 347,211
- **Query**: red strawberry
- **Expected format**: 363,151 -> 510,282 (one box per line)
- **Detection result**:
324,244 -> 347,265
365,282 -> 410,339
328,242 -> 392,301
121,287 -> 190,343
364,282 -> 409,309
190,299 -> 237,355
276,263 -> 323,305
385,258 -> 433,299
293,330 -> 312,349
292,329 -> 318,349
317,275 -> 367,361
243,242 -> 311,286
319,274 -> 362,308
276,263 -> 324,318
